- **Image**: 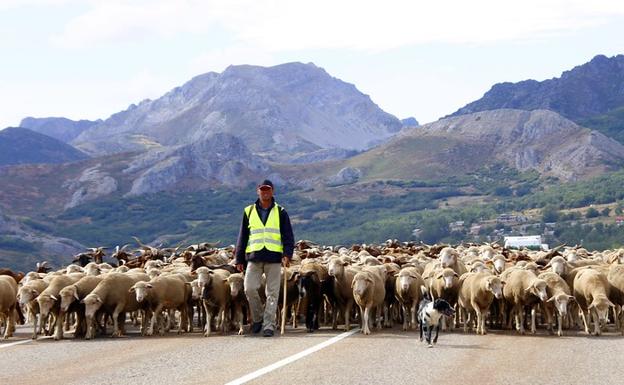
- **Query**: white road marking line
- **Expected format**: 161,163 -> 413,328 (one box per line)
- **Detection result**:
0,336 -> 52,349
224,328 -> 360,385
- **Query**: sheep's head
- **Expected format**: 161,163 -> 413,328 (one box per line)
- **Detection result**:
36,293 -> 58,317
439,247 -> 458,268
17,286 -> 39,306
436,268 -> 459,289
588,296 -> 615,324
351,273 -> 373,298
397,270 -> 419,292
545,256 -> 567,276
227,274 -> 244,298
486,276 -> 504,299
492,255 -> 507,274
527,279 -> 548,301
328,258 -> 348,277
82,293 -> 103,318
59,285 -> 80,312
470,261 -> 487,273
129,282 -> 153,302
547,294 -> 574,317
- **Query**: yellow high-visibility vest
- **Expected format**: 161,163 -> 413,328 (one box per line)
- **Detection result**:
244,203 -> 283,253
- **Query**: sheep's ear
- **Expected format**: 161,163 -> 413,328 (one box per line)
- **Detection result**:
453,272 -> 459,278
31,289 -> 39,296
436,273 -> 443,279
500,280 -> 506,285
546,296 -> 556,303
74,291 -> 80,300
567,295 -> 576,302
129,287 -> 135,293
50,295 -> 58,301
607,299 -> 617,308
146,284 -> 153,289
342,261 -> 349,266
190,271 -> 197,276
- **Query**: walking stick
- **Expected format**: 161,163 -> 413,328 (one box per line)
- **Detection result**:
280,265 -> 288,335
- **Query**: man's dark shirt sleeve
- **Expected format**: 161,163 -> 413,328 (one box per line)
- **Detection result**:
279,207 -> 295,259
235,210 -> 249,265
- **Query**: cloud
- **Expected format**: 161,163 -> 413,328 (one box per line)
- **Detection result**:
50,0 -> 624,50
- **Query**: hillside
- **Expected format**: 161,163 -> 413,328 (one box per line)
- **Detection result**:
0,127 -> 89,166
19,117 -> 101,143
71,62 -> 403,163
329,109 -> 624,183
449,54 -> 624,123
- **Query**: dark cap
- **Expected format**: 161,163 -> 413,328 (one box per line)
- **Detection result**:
257,179 -> 274,189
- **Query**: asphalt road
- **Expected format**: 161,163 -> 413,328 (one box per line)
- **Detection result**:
1,324 -> 622,385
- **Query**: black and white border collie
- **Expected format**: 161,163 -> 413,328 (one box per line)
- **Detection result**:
418,286 -> 455,347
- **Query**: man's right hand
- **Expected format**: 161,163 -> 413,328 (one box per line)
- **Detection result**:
235,263 -> 245,272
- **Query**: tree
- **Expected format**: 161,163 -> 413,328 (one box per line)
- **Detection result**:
601,207 -> 611,217
586,207 -> 600,218
542,205 -> 559,222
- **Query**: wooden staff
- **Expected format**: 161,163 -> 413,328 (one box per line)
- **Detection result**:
280,265 -> 288,335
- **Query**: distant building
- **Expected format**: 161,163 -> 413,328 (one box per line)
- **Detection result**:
470,224 -> 482,235
504,235 -> 547,250
449,221 -> 465,232
616,217 -> 624,226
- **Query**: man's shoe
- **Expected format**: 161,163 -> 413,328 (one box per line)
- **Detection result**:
251,322 -> 262,334
263,329 -> 274,337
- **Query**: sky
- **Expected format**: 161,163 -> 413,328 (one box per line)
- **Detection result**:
1,0 -> 624,129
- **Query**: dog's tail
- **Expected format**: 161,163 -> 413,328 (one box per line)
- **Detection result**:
420,285 -> 432,301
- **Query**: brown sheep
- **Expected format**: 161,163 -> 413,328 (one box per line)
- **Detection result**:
0,275 -> 19,339
502,269 -> 548,334
130,274 -> 191,336
352,265 -> 386,335
17,279 -> 49,339
58,275 -> 104,339
457,272 -> 504,335
574,267 -> 615,336
394,267 -> 425,331
537,272 -> 574,336
83,272 -> 149,339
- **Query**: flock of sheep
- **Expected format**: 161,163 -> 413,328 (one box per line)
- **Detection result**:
1,239 -> 624,341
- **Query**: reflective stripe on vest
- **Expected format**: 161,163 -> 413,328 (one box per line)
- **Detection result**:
245,203 -> 283,253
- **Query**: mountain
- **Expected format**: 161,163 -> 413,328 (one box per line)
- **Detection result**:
71,62 -> 402,163
0,127 -> 89,166
449,55 -> 624,122
334,109 -> 624,182
20,117 -> 101,143
401,117 -> 419,127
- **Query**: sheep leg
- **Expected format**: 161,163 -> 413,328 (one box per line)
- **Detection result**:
580,309 -> 590,334
54,311 -> 65,340
410,303 -> 418,331
383,305 -> 390,328
530,307 -> 537,334
203,302 -> 213,337
236,305 -> 244,335
32,312 -> 39,340
474,306 -> 483,335
592,309 -> 601,336
344,302 -> 352,331
401,304 -> 409,331
111,306 -> 124,337
362,306 -> 370,335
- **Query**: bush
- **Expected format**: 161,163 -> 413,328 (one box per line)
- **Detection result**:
586,207 -> 600,218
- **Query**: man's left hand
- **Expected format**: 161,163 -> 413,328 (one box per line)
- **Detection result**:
282,256 -> 290,267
